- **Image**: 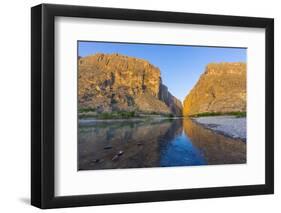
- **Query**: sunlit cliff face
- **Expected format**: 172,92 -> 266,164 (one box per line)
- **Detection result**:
78,53 -> 182,116
183,62 -> 246,116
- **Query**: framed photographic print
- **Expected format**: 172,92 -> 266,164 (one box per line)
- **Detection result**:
31,3 -> 274,209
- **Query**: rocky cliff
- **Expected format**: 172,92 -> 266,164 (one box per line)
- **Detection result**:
78,53 -> 182,115
183,62 -> 246,116
159,84 -> 183,116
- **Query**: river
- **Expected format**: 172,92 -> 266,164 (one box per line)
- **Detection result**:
78,118 -> 246,170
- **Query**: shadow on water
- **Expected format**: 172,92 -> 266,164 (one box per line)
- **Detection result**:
78,118 -> 246,170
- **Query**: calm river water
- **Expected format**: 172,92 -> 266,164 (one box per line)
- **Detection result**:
78,118 -> 246,170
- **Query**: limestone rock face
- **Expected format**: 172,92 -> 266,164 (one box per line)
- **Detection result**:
183,62 -> 246,116
79,53 -> 182,115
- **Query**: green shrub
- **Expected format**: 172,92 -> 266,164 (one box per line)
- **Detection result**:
232,111 -> 246,117
79,107 -> 96,113
96,111 -> 137,119
191,111 -> 246,118
167,113 -> 174,117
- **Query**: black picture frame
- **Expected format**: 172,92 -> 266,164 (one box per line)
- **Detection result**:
31,3 -> 274,209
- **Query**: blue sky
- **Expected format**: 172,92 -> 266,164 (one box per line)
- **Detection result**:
78,41 -> 246,102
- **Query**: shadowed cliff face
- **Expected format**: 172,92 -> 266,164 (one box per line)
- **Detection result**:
159,84 -> 183,116
183,63 -> 246,116
78,53 -> 182,115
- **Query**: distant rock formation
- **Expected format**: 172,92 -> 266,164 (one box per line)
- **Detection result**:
183,62 -> 246,116
159,84 -> 183,116
78,53 -> 183,115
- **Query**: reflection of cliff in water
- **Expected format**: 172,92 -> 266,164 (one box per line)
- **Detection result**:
183,119 -> 246,165
78,119 -> 182,170
79,118 -> 246,171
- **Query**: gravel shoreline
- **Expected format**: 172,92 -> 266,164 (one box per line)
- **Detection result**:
192,116 -> 246,142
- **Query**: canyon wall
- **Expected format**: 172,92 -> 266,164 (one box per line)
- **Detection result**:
183,62 -> 246,116
78,53 -> 182,115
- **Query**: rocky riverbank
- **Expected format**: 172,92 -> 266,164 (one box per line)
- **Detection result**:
192,116 -> 246,142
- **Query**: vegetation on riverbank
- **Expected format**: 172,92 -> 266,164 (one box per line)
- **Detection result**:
189,111 -> 246,118
79,109 -> 176,119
